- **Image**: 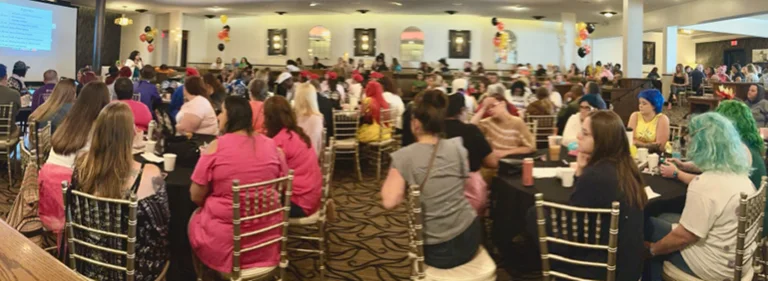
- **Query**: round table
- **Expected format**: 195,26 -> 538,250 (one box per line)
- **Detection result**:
488,148 -> 688,273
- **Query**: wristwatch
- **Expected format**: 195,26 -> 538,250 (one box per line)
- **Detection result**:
672,169 -> 679,179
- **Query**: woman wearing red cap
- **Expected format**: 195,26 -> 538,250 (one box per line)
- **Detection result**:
347,73 -> 364,108
357,81 -> 391,143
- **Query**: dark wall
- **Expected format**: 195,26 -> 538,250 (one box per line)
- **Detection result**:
696,37 -> 768,68
76,7 -> 122,74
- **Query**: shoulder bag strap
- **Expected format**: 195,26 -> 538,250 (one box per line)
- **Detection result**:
130,162 -> 147,195
419,139 -> 440,188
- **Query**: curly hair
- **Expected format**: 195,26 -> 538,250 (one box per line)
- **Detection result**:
687,112 -> 750,174
715,100 -> 765,154
638,89 -> 664,114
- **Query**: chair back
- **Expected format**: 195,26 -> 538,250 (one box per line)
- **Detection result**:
318,146 -> 335,221
669,125 -> 684,141
62,181 -> 139,281
332,110 -> 360,141
525,121 -> 538,140
29,121 -> 52,169
0,103 -> 16,142
132,93 -> 141,101
525,115 -> 557,148
378,108 -> 396,140
735,176 -> 767,280
534,193 -> 621,281
405,184 -> 427,280
231,171 -> 295,281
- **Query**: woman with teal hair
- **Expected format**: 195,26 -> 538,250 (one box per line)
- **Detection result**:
646,113 -> 757,281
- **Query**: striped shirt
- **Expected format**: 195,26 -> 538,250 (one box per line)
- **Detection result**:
477,116 -> 536,151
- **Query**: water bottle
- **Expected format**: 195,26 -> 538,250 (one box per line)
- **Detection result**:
671,136 -> 682,159
147,120 -> 156,142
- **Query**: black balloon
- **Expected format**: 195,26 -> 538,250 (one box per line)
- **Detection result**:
147,38 -> 154,44
144,26 -> 151,33
223,25 -> 230,31
491,17 -> 498,26
218,43 -> 225,51
586,23 -> 596,34
578,47 -> 587,58
496,32 -> 501,38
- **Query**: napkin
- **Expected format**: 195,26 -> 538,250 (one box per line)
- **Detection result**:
533,168 -> 561,179
645,186 -> 660,200
141,153 -> 164,164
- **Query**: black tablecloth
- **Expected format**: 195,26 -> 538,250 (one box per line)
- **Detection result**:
489,148 -> 688,272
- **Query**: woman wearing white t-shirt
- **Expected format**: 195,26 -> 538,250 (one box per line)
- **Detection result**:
176,77 -> 219,135
380,77 -> 405,131
645,113 -> 758,281
124,51 -> 143,76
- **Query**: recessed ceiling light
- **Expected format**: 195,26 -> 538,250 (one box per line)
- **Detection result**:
390,1 -> 402,6
453,3 -> 463,6
309,2 -> 319,7
600,11 -> 617,18
680,29 -> 693,34
208,6 -> 227,12
507,5 -> 529,12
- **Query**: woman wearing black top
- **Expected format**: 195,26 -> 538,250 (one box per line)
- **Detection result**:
731,63 -> 745,81
532,110 -> 646,281
444,94 -> 492,171
647,67 -> 661,80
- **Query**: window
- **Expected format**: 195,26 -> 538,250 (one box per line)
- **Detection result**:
400,26 -> 424,62
308,26 -> 331,60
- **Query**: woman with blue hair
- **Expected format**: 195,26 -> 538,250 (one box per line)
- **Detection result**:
628,89 -> 670,151
645,113 -> 758,281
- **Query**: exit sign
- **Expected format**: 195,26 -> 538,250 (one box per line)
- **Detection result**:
731,40 -> 738,46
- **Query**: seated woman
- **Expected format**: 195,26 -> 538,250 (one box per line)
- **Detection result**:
525,87 -> 556,116
745,84 -> 768,127
176,76 -> 219,136
381,90 -> 480,269
264,96 -> 322,218
357,81 -> 392,143
38,82 -> 110,232
28,79 -> 76,133
531,110 -> 645,280
556,84 -> 585,134
114,77 -> 153,131
646,112 -> 758,281
203,73 -> 227,113
248,79 -> 269,134
562,94 -> 606,146
507,80 -> 531,112
661,100 -> 766,189
70,102 -> 169,281
627,89 -> 671,151
293,83 -> 324,156
190,96 -> 287,274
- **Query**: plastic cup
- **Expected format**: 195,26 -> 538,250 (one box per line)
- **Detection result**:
163,153 -> 177,172
648,153 -> 660,170
144,140 -> 156,155
561,168 -> 575,188
548,136 -> 563,161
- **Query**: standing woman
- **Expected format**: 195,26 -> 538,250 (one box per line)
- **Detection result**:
627,89 -> 671,152
264,96 -> 322,218
293,83 -> 324,157
669,64 -> 689,107
124,50 -> 143,76
38,82 -> 110,232
357,81 -> 392,143
29,79 -> 76,132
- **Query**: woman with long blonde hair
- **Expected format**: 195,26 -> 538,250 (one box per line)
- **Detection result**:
293,83 -> 324,156
29,79 -> 76,132
71,102 -> 169,281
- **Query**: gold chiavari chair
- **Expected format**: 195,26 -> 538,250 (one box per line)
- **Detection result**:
525,120 -> 538,141
62,181 -> 166,281
534,193 -> 621,281
406,184 -> 497,280
212,171 -> 294,281
362,108 -> 397,181
0,103 -> 19,186
525,115 -> 557,149
662,177 -> 766,281
287,145 -> 335,280
332,110 -> 362,181
669,125 -> 683,142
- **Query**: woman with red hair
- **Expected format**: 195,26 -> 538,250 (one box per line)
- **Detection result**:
357,81 -> 392,142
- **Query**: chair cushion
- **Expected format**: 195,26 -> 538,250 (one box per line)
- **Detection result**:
334,139 -> 358,149
219,266 -> 277,280
662,261 -> 702,281
424,246 -> 497,281
289,210 -> 320,225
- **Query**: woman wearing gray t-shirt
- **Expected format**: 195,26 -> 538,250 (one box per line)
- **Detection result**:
381,90 -> 479,269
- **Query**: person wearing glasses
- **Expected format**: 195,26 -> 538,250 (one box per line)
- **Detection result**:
562,94 -> 606,146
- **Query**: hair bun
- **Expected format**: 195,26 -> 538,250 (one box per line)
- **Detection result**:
420,90 -> 448,110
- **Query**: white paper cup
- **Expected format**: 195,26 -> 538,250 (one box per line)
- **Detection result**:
163,153 -> 177,172
637,148 -> 649,163
144,140 -> 156,155
561,169 -> 575,188
648,153 -> 659,170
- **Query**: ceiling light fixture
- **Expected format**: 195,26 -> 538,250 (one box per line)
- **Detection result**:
390,1 -> 402,6
507,5 -> 529,12
309,2 -> 319,7
445,10 -> 457,15
600,11 -> 617,18
208,6 -> 227,12
204,15 -> 215,19
276,11 -> 287,15
532,15 -> 545,20
114,6 -> 133,26
357,9 -> 370,14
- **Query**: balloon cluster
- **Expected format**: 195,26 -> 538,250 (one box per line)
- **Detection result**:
575,22 -> 596,58
491,17 -> 509,63
139,26 -> 158,53
217,15 -> 230,52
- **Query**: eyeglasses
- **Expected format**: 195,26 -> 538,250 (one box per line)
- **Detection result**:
579,105 -> 594,111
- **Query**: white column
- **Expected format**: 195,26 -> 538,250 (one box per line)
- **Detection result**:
168,11 -> 184,66
662,26 -> 678,75
622,0 -> 644,78
561,13 -> 576,70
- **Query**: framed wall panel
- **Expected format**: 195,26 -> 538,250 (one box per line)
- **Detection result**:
268,29 -> 287,56
354,28 -> 376,57
449,30 -> 471,59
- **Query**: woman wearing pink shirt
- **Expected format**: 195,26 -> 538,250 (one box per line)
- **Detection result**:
264,96 -> 322,218
189,96 -> 288,273
114,77 -> 152,131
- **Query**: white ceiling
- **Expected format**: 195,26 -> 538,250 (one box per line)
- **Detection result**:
69,0 -> 699,22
